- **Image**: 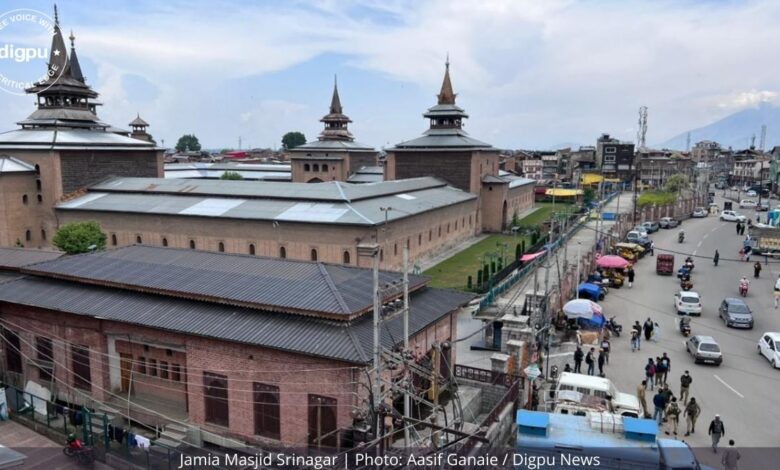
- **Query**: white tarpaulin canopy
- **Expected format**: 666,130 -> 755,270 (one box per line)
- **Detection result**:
563,299 -> 603,320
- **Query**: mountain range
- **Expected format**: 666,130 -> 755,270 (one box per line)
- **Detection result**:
656,103 -> 780,151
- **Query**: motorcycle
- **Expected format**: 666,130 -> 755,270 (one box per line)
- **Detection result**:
680,278 -> 694,291
605,316 -> 622,337
679,317 -> 692,337
678,231 -> 685,243
63,438 -> 94,467
739,282 -> 749,297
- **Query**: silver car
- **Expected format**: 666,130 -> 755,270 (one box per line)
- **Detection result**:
685,335 -> 722,365
659,217 -> 680,228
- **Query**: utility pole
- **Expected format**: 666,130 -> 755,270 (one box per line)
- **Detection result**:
402,241 -> 411,446
430,345 -> 440,449
238,136 -> 242,150
372,247 -> 382,444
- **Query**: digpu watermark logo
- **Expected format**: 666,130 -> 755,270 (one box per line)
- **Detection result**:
0,9 -> 64,95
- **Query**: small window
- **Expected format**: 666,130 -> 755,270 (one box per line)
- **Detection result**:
447,223 -> 450,233
313,164 -> 320,172
25,230 -> 31,241
36,179 -> 41,191
429,230 -> 432,242
148,358 -> 158,377
322,164 -> 328,172
343,250 -> 350,264
136,235 -> 142,244
37,194 -> 42,203
249,243 -> 256,255
71,345 -> 91,391
36,337 -> 53,381
189,239 -> 196,249
162,237 -> 168,247
3,329 -> 22,373
604,155 -> 616,163
304,163 -> 310,171
34,164 -> 40,174
160,361 -> 169,379
172,364 -> 181,382
218,242 -> 225,252
41,229 -> 46,240
280,246 -> 286,258
22,195 -> 28,204
394,243 -> 398,256
438,227 -> 442,237
311,248 -> 318,261
204,372 -> 229,427
138,357 -> 146,374
111,234 -> 117,246
379,249 -> 384,262
254,383 -> 281,440
605,146 -> 617,154
418,234 -> 422,246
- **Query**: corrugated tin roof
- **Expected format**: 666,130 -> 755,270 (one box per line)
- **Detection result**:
21,245 -> 428,319
0,247 -> 64,270
0,129 -> 158,149
0,273 -> 472,364
394,127 -> 492,150
292,140 -> 375,151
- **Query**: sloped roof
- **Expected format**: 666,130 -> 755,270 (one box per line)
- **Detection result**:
21,245 -> 428,320
0,156 -> 36,173
0,128 -> 158,150
0,247 -> 63,269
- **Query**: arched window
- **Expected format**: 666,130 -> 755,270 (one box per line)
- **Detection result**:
310,248 -> 318,261
162,237 -> 168,247
379,249 -> 384,262
313,164 -> 320,172
34,164 -> 40,174
203,372 -> 229,427
25,230 -> 31,241
22,195 -> 28,204
304,164 -> 310,171
322,164 -> 328,172
218,242 -> 225,252
36,179 -> 41,191
249,244 -> 256,255
111,234 -> 117,246
189,240 -> 196,249
254,383 -> 280,440
41,229 -> 46,240
343,250 -> 350,264
136,235 -> 142,244
279,246 -> 286,258
394,243 -> 398,256
418,234 -> 422,246
37,194 -> 42,203
429,230 -> 432,241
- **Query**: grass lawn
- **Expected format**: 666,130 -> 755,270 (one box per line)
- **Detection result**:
424,202 -> 574,290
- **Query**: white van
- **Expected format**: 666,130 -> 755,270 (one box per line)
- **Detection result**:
554,372 -> 641,418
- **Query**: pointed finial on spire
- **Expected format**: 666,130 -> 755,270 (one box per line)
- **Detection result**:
446,52 -> 450,69
329,74 -> 343,114
437,56 -> 456,105
69,30 -> 75,48
54,4 -> 59,26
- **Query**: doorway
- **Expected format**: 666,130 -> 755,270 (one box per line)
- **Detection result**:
120,353 -> 133,393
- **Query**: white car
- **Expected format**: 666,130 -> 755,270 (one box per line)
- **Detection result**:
746,190 -> 758,197
739,199 -> 757,208
757,332 -> 780,369
675,291 -> 702,316
692,207 -> 707,218
631,226 -> 649,238
720,210 -> 746,222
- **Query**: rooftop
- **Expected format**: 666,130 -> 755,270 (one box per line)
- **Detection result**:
56,176 -> 476,226
0,156 -> 36,174
0,128 -> 158,150
0,247 -> 64,270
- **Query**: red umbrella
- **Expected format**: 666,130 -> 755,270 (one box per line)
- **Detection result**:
596,255 -> 630,269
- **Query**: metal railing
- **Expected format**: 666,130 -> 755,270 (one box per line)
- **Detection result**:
453,364 -> 513,388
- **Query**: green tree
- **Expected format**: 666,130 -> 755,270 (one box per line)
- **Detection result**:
467,275 -> 473,290
281,131 -> 306,150
531,230 -> 540,245
521,240 -> 526,254
511,210 -> 520,227
220,148 -> 234,154
515,243 -> 521,259
664,173 -> 689,193
583,187 -> 596,205
175,134 -> 201,152
477,270 -> 483,287
220,171 -> 244,180
52,221 -> 107,255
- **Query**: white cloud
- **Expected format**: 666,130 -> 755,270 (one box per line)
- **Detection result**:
716,90 -> 778,110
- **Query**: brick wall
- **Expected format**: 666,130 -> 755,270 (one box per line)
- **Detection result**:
59,150 -> 162,194
391,151 -> 473,191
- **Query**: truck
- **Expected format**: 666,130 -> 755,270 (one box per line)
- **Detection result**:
747,226 -> 780,257
656,254 -> 674,275
553,372 -> 641,418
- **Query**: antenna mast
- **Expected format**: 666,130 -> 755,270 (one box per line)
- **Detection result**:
760,125 -> 767,151
637,106 -> 648,151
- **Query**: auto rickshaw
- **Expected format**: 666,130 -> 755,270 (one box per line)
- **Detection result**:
615,242 -> 645,261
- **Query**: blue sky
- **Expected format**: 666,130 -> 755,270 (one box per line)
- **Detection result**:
0,0 -> 778,150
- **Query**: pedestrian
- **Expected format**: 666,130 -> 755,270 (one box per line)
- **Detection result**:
722,440 -> 741,470
645,358 -> 656,390
627,265 -> 635,288
654,357 -> 665,386
661,352 -> 671,385
637,381 -> 650,418
630,328 -> 640,352
714,250 -> 720,266
684,397 -> 700,436
649,240 -> 655,256
585,347 -> 595,376
600,337 -> 611,363
774,274 -> 780,309
680,370 -> 692,404
652,321 -> 661,342
709,414 -> 725,453
736,222 -> 741,235
652,390 -> 667,424
597,349 -> 606,376
664,397 -> 681,436
739,248 -> 745,261
745,245 -> 751,262
573,346 -> 583,373
643,318 -> 654,341
754,261 -> 762,278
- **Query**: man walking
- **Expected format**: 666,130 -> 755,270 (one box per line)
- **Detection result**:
597,349 -> 606,376
736,222 -> 741,235
754,261 -> 762,278
709,414 -> 725,453
655,357 -> 665,387
633,321 -> 643,349
664,397 -> 681,436
652,390 -> 667,424
585,347 -> 595,376
649,240 -> 655,256
645,358 -> 656,390
680,371 -> 692,404
722,440 -> 741,470
774,274 -> 780,309
661,352 -> 671,385
627,265 -> 635,288
637,381 -> 650,418
684,397 -> 700,436
573,346 -> 583,373
643,317 -> 654,341
630,328 -> 640,352
714,250 -> 720,266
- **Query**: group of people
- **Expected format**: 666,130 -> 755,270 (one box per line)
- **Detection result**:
572,345 -> 609,377
643,353 -> 672,388
630,318 -> 659,351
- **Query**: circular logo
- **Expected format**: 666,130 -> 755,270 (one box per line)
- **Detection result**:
0,9 -> 65,96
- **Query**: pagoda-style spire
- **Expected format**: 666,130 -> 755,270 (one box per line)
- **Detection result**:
437,56 -> 456,105
48,5 -> 69,79
68,30 -> 85,83
330,75 -> 343,114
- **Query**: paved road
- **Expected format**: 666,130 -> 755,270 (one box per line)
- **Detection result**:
598,196 -> 780,447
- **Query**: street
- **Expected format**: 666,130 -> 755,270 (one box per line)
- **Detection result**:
598,197 -> 780,447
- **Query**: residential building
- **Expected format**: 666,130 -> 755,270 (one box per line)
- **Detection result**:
595,134 -> 635,182
520,157 -> 543,180
637,154 -> 695,189
691,140 -> 721,162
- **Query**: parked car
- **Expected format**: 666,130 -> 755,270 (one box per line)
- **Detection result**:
746,190 -> 758,197
692,207 -> 707,218
739,199 -> 757,208
686,335 -> 723,365
659,217 -> 679,229
631,226 -> 649,238
641,221 -> 660,233
720,210 -> 746,222
758,200 -> 769,212
757,332 -> 780,369
719,298 -> 754,329
674,291 -> 702,316
625,231 -> 651,249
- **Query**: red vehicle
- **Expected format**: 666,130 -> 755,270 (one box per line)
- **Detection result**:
63,434 -> 94,466
656,254 -> 674,275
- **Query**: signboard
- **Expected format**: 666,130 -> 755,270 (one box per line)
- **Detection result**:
524,364 -> 542,381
